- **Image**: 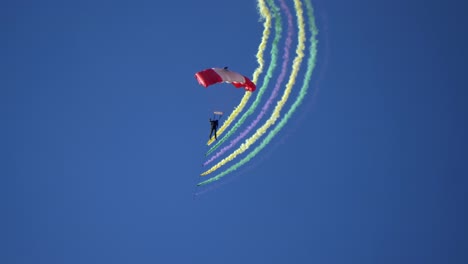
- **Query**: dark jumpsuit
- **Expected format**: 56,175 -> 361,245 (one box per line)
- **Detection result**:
209,119 -> 219,140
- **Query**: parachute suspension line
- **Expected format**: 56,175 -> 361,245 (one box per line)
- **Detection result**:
198,0 -> 319,186
200,0 -> 307,178
206,0 -> 272,146
205,0 -> 282,157
204,0 -> 288,163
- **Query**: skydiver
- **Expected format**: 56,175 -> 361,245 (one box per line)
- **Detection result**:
209,115 -> 221,140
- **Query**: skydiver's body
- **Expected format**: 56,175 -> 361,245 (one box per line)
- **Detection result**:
209,118 -> 219,140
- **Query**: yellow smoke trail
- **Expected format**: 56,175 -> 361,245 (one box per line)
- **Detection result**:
201,0 -> 306,176
207,0 -> 271,146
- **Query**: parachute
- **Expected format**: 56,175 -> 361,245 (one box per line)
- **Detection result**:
195,68 -> 256,92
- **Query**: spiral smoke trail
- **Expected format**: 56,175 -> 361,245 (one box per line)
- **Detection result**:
205,0 -> 283,158
203,0 -> 294,166
199,0 -> 318,184
206,0 -> 272,146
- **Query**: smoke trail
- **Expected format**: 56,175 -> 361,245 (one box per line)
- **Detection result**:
206,0 -> 271,146
201,0 -> 307,177
205,0 -> 283,157
204,0 -> 294,165
198,0 -> 318,185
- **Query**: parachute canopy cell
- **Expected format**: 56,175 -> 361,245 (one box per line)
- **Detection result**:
195,68 -> 256,92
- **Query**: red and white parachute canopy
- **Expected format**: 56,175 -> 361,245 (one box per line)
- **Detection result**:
195,68 -> 256,92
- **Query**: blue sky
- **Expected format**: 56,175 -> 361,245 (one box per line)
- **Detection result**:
2,0 -> 467,263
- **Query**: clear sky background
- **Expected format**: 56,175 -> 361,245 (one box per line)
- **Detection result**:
2,0 -> 467,263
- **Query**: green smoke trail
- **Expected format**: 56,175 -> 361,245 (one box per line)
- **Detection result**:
198,0 -> 318,186
205,0 -> 282,157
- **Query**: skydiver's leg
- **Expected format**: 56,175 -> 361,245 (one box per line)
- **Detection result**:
209,128 -> 213,139
214,128 -> 217,140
